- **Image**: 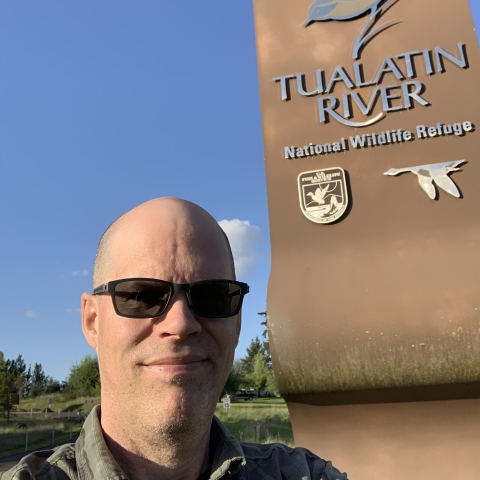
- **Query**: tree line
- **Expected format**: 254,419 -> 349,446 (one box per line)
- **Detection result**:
0,352 -> 101,414
223,312 -> 277,396
224,336 -> 277,397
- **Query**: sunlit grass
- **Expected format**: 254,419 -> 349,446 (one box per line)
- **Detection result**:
214,397 -> 294,446
14,393 -> 100,414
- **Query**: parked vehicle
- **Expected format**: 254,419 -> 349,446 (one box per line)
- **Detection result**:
235,390 -> 255,401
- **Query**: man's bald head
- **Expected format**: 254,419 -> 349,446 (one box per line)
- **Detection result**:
83,198 -> 243,459
92,197 -> 235,288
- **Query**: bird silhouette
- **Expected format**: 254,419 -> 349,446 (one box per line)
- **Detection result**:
384,160 -> 465,199
305,0 -> 381,25
307,184 -> 333,204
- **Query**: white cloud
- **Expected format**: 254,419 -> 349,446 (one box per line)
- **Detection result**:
71,269 -> 89,277
218,219 -> 261,277
66,308 -> 81,314
25,311 -> 38,319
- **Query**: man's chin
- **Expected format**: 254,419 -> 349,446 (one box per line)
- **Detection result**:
145,388 -> 218,434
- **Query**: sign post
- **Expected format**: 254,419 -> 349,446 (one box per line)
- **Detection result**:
252,0 -> 480,478
222,395 -> 231,422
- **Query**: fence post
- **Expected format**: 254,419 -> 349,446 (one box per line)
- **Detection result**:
30,408 -> 32,418
69,423 -> 72,440
52,428 -> 55,445
25,431 -> 29,452
68,409 -> 70,420
45,408 -> 47,419
58,409 -> 60,419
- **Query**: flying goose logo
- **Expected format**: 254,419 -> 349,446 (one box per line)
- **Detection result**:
384,160 -> 465,200
298,167 -> 349,224
305,0 -> 401,59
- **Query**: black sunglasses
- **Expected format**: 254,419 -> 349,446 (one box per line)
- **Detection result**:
93,278 -> 249,319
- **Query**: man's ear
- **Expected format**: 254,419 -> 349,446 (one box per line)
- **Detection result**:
82,293 -> 99,350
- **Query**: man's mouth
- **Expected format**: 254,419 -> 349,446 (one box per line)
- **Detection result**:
142,355 -> 208,374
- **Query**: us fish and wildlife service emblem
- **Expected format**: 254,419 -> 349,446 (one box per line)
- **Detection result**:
298,167 -> 349,224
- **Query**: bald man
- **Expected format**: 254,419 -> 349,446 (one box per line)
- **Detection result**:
3,198 -> 347,480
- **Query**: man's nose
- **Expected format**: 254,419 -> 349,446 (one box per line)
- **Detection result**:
153,292 -> 202,339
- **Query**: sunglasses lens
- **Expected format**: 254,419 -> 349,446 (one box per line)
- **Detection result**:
190,281 -> 242,318
113,280 -> 171,317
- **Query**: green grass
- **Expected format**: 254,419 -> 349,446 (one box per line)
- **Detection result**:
0,394 -> 100,457
0,418 -> 83,457
215,397 -> 294,446
1,395 -> 294,457
14,393 -> 100,414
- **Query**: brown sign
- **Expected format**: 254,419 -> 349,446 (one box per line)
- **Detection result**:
253,1 -> 480,477
253,0 -> 480,401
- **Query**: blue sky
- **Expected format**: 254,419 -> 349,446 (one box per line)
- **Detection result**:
1,0 -> 479,383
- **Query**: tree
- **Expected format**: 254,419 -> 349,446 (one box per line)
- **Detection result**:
265,366 -> 277,393
0,352 -> 10,415
245,353 -> 269,393
258,311 -> 268,339
257,311 -> 277,393
23,365 -> 32,399
0,353 -> 59,407
30,363 -> 47,398
238,312 -> 278,396
245,353 -> 277,395
257,311 -> 271,364
44,377 -> 62,394
239,337 -> 266,376
222,360 -> 243,396
67,355 -> 100,397
5,355 -> 28,399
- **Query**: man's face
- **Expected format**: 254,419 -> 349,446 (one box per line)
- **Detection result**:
82,202 -> 240,432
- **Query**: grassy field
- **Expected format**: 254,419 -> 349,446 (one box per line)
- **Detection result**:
1,395 -> 293,457
214,397 -> 294,446
0,419 -> 83,457
0,393 -> 101,457
11,393 -> 101,415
